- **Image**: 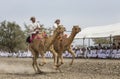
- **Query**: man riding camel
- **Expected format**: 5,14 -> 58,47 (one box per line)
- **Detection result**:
53,19 -> 67,40
26,16 -> 43,43
53,19 -> 61,30
29,16 -> 41,34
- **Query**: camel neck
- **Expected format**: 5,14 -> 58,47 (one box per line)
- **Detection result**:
67,31 -> 76,44
46,32 -> 57,49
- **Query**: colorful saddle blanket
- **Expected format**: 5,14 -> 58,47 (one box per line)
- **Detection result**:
26,32 -> 47,43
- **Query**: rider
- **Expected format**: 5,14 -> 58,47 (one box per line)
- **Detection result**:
53,19 -> 61,30
53,19 -> 66,41
26,16 -> 41,43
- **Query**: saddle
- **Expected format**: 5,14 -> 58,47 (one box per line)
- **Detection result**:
26,32 -> 47,43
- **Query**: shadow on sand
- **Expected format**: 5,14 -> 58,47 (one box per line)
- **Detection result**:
0,71 -> 61,77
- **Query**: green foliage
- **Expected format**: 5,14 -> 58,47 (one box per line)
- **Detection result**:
0,21 -> 27,53
92,38 -> 110,45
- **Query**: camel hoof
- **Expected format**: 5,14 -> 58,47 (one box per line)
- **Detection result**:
39,62 -> 46,66
53,65 -> 58,69
56,64 -> 61,67
56,67 -> 62,73
53,65 -> 60,69
39,64 -> 44,66
35,71 -> 43,74
69,63 -> 73,66
53,65 -> 63,73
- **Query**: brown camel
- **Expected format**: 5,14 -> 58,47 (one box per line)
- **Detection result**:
53,25 -> 81,67
29,25 -> 65,73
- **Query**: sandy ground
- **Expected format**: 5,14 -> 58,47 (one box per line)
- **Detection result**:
0,57 -> 120,79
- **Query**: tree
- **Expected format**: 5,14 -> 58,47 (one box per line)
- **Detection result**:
92,38 -> 110,45
0,21 -> 27,53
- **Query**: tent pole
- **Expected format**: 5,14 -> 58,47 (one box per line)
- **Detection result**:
109,35 -> 112,58
88,38 -> 90,47
110,35 -> 112,48
83,37 -> 85,47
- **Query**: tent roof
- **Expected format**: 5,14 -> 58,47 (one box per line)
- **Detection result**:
75,23 -> 120,38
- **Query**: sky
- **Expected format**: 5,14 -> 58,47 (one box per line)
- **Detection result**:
0,0 -> 120,46
0,0 -> 120,31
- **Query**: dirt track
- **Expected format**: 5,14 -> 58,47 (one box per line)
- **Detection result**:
0,57 -> 120,79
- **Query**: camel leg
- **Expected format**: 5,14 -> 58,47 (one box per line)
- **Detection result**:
67,48 -> 75,65
60,53 -> 64,65
56,55 -> 60,66
29,45 -> 41,73
39,51 -> 46,66
54,54 -> 63,72
49,46 -> 58,66
56,53 -> 64,67
32,51 -> 41,73
56,53 -> 63,67
50,50 -> 62,71
29,46 -> 37,72
32,57 -> 37,72
33,56 -> 42,74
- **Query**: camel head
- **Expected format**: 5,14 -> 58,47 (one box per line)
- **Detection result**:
72,25 -> 81,34
53,25 -> 66,35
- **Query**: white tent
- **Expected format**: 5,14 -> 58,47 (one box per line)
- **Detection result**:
75,23 -> 120,38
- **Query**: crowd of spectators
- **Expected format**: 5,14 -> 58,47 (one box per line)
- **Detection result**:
74,43 -> 120,59
0,43 -> 120,59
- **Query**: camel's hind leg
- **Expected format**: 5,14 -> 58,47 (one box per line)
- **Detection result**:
67,48 -> 76,65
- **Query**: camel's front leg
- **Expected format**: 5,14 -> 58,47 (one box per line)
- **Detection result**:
29,45 -> 41,73
49,46 -> 58,66
32,57 -> 37,72
39,51 -> 46,66
55,53 -> 63,67
31,50 -> 41,73
59,53 -> 64,65
55,54 -> 63,72
67,48 -> 75,65
32,56 -> 42,74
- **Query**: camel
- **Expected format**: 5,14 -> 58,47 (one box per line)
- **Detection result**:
29,25 -> 65,73
53,25 -> 81,67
